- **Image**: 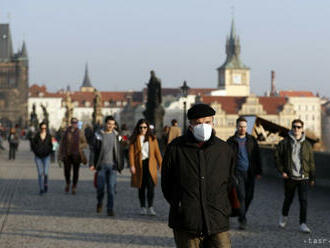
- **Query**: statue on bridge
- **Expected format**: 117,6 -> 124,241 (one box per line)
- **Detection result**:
40,104 -> 49,128
92,89 -> 103,130
143,70 -> 164,139
62,91 -> 74,128
30,103 -> 39,130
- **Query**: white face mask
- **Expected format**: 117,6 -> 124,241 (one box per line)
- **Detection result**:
192,123 -> 213,142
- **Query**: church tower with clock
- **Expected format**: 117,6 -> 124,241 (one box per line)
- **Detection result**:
217,19 -> 250,96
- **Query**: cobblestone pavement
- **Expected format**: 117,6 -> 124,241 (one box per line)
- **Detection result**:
0,141 -> 329,248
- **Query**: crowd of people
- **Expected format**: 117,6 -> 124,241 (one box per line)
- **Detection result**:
0,103 -> 316,248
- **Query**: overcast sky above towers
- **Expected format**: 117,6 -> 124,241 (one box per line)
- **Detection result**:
3,0 -> 330,96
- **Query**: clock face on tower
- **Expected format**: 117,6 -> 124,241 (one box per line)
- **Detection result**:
233,74 -> 242,84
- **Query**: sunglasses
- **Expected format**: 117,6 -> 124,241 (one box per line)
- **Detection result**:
71,121 -> 78,124
139,126 -> 148,130
293,125 -> 303,129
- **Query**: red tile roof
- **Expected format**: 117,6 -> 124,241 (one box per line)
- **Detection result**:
202,96 -> 246,114
258,97 -> 287,114
29,84 -> 64,97
202,96 -> 288,115
279,91 -> 314,97
29,85 -> 143,107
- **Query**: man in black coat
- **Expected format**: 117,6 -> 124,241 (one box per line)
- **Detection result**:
227,116 -> 262,230
161,104 -> 234,248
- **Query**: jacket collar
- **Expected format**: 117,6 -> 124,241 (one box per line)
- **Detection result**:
230,131 -> 251,142
288,130 -> 305,143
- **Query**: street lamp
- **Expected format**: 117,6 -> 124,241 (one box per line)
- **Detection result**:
180,81 -> 190,133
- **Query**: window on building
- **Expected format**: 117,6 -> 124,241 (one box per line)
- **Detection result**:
227,120 -> 235,127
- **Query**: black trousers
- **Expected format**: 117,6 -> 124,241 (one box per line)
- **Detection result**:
236,170 -> 255,223
63,154 -> 81,186
9,143 -> 17,160
174,229 -> 231,248
282,179 -> 308,224
138,159 -> 155,208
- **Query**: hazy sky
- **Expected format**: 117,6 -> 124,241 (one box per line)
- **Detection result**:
3,0 -> 330,96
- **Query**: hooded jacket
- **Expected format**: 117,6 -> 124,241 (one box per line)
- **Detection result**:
161,130 -> 235,236
274,132 -> 315,181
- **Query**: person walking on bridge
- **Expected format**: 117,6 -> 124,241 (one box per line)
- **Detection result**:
8,127 -> 19,160
58,117 -> 88,195
167,119 -> 182,144
129,119 -> 162,216
275,119 -> 315,233
227,116 -> 262,230
89,115 -> 124,217
162,104 -> 234,248
31,122 -> 53,195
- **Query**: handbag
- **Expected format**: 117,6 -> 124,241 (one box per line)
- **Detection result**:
94,171 -> 98,188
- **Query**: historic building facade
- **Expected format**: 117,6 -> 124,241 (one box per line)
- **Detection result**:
279,91 -> 321,138
201,95 -> 296,140
0,23 -> 29,127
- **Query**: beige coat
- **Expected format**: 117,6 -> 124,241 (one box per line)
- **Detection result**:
167,126 -> 182,144
129,136 -> 162,188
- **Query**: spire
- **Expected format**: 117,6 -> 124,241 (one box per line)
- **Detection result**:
21,41 -> 28,58
229,18 -> 236,41
0,23 -> 13,61
219,18 -> 248,70
82,63 -> 92,87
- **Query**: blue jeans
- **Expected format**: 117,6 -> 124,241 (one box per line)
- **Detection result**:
97,164 -> 117,211
35,155 -> 50,191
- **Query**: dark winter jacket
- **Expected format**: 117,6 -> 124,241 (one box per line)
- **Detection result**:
89,130 -> 124,172
227,133 -> 262,176
274,135 -> 315,181
161,130 -> 235,236
31,132 -> 53,158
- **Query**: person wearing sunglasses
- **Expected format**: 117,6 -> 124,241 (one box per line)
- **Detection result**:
275,119 -> 315,233
31,122 -> 53,195
129,119 -> 162,216
58,117 -> 88,195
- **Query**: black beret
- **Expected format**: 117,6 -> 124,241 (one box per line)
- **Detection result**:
187,104 -> 216,120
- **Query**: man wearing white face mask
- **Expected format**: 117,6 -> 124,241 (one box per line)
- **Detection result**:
162,104 -> 235,248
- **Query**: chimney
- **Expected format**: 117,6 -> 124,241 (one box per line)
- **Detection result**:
270,70 -> 276,96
